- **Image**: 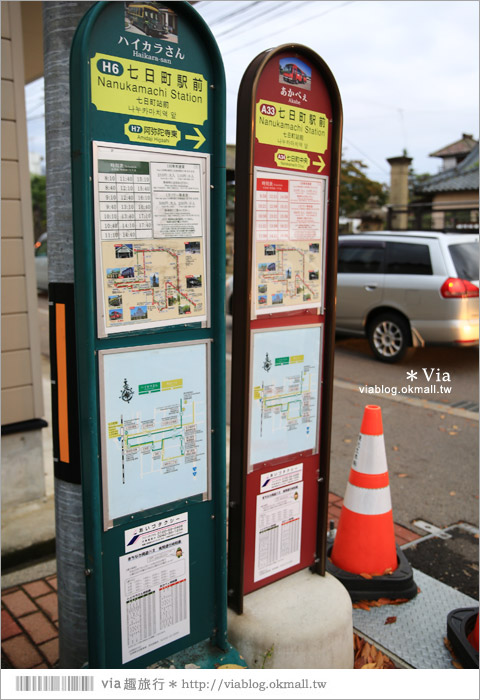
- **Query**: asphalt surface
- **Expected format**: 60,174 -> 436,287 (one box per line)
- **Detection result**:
331,337 -> 479,532
37,296 -> 479,574
224,315 -> 479,534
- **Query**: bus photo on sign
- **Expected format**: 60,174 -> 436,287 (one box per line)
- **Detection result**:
124,2 -> 179,42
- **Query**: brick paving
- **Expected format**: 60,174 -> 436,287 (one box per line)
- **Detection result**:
1,498 -> 421,669
1,574 -> 59,669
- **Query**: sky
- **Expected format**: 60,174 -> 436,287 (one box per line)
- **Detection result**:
25,0 -> 479,184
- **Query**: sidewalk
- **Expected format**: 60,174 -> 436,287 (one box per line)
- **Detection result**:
1,493 -> 421,670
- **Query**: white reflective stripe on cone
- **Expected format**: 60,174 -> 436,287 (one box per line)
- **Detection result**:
343,482 -> 392,515
352,434 -> 388,475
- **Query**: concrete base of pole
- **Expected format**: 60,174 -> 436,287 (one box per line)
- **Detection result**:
227,570 -> 354,669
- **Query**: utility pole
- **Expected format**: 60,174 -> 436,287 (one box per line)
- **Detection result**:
43,1 -> 94,669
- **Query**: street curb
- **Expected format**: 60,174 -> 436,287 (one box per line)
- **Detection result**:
1,539 -> 56,576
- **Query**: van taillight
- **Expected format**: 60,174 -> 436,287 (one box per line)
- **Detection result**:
440,278 -> 479,298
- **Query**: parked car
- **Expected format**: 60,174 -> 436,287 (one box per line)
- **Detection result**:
34,232 -> 48,292
337,231 -> 479,362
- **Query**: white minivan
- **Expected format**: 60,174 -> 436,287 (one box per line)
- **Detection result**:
336,231 -> 479,362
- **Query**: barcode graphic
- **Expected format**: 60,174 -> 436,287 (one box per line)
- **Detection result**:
15,676 -> 94,692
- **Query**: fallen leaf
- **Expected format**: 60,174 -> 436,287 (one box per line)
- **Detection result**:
360,572 -> 373,579
385,616 -> 397,625
397,473 -> 408,478
383,567 -> 394,575
353,633 -> 397,669
361,642 -> 371,660
440,414 -> 445,419
344,438 -> 352,443
450,491 -> 456,496
449,431 -> 458,436
452,660 -> 463,669
393,445 -> 399,451
353,601 -> 372,610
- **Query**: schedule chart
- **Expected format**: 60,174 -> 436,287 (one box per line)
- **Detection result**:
97,160 -> 153,241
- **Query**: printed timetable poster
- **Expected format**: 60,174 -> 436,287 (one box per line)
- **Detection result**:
254,480 -> 303,582
99,341 -> 210,528
252,167 -> 327,318
120,535 -> 190,663
249,326 -> 322,468
93,142 -> 210,337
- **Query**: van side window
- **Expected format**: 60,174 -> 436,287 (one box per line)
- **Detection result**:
338,243 -> 385,273
386,242 -> 432,275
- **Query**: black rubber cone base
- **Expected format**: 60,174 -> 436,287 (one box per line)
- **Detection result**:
447,607 -> 479,669
325,542 -> 418,602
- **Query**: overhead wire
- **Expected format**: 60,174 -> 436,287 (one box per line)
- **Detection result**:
342,137 -> 390,177
215,1 -> 300,39
203,1 -> 263,27
221,1 -> 355,55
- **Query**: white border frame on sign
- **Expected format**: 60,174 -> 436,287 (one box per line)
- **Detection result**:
247,324 -> 323,472
98,339 -> 212,530
251,166 -> 328,319
92,141 -> 211,337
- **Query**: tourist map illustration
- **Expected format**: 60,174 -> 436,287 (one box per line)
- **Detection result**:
101,342 -> 209,525
94,143 -> 209,335
253,170 -> 326,316
249,326 -> 321,466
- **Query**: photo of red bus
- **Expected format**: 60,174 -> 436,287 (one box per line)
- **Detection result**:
279,58 -> 312,90
282,63 -> 308,84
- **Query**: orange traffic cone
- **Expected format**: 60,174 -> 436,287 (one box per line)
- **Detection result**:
468,613 -> 479,652
331,405 -> 397,575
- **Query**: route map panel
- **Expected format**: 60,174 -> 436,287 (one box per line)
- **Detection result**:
99,340 -> 210,528
93,142 -> 209,336
248,326 -> 322,468
252,168 -> 327,317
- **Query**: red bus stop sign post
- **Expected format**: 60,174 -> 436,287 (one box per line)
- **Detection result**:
228,45 -> 343,614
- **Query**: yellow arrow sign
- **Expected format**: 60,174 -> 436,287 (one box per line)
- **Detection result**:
312,155 -> 326,173
186,127 -> 206,149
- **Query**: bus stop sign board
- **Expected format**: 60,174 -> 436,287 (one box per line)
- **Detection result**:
228,45 -> 342,613
70,2 -> 231,668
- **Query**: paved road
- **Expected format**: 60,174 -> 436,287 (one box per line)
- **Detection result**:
38,296 -> 478,533
331,337 -> 478,532
225,314 -> 478,534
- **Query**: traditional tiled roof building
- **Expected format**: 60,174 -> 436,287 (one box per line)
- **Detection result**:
417,134 -> 479,231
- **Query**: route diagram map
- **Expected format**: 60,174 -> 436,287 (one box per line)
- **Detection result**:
102,238 -> 205,326
100,341 -> 209,526
249,326 -> 321,467
253,169 -> 327,316
255,239 -> 321,309
93,143 -> 209,336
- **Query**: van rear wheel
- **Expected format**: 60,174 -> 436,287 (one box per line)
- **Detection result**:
367,312 -> 410,363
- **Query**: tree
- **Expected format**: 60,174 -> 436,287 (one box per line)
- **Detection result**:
339,158 -> 388,217
408,167 -> 432,202
30,174 -> 46,240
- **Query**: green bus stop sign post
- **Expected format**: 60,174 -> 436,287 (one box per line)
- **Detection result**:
70,1 -> 243,668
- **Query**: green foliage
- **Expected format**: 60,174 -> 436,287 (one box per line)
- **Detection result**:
408,167 -> 432,202
339,158 -> 388,217
30,174 -> 46,241
261,643 -> 274,669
